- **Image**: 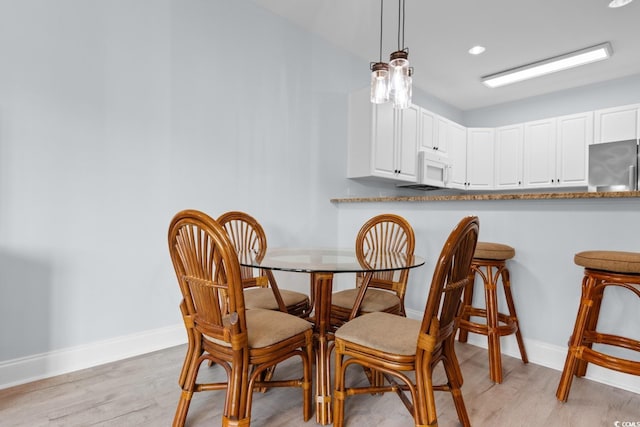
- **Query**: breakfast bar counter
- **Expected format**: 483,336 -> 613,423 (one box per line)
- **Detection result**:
332,190 -> 640,395
331,190 -> 640,203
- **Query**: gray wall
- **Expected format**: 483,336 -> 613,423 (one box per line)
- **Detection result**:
0,0 -> 361,363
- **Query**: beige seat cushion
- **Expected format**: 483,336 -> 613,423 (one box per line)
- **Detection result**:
244,288 -> 309,310
335,311 -> 421,356
331,288 -> 400,312
205,309 -> 312,349
574,250 -> 640,274
474,242 -> 515,260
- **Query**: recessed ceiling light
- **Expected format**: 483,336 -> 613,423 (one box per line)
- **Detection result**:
482,42 -> 612,88
468,46 -> 486,55
609,0 -> 634,7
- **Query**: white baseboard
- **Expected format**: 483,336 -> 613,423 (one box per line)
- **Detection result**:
0,323 -> 187,390
405,308 -> 640,395
3,316 -> 639,396
463,334 -> 640,394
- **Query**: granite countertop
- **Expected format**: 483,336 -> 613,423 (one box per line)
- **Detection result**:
331,190 -> 640,203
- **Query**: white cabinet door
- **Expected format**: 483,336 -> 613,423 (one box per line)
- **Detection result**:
495,124 -> 524,189
371,102 -> 397,179
397,104 -> 419,181
419,107 -> 437,152
448,126 -> 468,190
435,116 -> 452,156
467,128 -> 495,190
524,118 -> 557,188
556,112 -> 592,187
594,104 -> 639,144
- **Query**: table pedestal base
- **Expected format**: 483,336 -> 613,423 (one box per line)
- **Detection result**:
312,272 -> 334,425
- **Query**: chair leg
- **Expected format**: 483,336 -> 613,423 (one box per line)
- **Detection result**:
415,360 -> 438,427
173,345 -> 203,427
223,355 -> 251,427
457,270 -> 476,343
303,332 -> 314,422
484,265 -> 502,383
178,301 -> 195,388
501,268 -> 528,364
439,336 -> 470,426
556,275 -> 594,402
441,352 -> 471,427
333,351 -> 346,427
575,280 -> 604,377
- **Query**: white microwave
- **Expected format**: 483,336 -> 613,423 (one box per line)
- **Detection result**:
418,150 -> 451,189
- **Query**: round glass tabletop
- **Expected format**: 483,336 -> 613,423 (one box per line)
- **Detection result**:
239,247 -> 425,273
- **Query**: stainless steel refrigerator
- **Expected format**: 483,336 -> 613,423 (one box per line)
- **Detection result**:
588,139 -> 639,192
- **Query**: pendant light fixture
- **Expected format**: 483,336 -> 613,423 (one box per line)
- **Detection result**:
369,0 -> 412,109
370,0 -> 389,104
388,0 -> 412,109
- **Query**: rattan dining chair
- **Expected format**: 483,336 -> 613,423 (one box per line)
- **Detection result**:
330,213 -> 415,326
218,211 -> 310,317
168,209 -> 314,427
333,216 -> 479,427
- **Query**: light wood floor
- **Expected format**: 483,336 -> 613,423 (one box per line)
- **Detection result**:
1,342 -> 638,426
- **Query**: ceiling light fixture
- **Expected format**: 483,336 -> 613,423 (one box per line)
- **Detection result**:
609,0 -> 634,8
388,0 -> 412,109
369,0 -> 412,109
468,45 -> 486,55
482,42 -> 613,88
370,0 -> 389,104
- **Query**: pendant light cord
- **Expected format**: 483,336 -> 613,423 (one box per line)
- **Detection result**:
397,0 -> 401,51
396,0 -> 406,51
402,0 -> 405,50
379,0 -> 384,62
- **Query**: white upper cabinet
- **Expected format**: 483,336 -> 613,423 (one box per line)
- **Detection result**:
347,87 -> 418,183
523,113 -> 590,189
348,86 -> 632,192
434,116 -> 455,156
397,104 -> 420,181
370,101 -> 397,178
419,108 -> 437,153
523,118 -> 557,188
556,112 -> 592,187
420,109 -> 450,155
448,126 -> 467,189
594,104 -> 640,143
494,124 -> 524,189
466,128 -> 495,190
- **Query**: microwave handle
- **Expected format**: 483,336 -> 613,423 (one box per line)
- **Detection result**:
444,164 -> 450,186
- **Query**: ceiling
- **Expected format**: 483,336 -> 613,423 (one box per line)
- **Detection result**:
251,0 -> 640,111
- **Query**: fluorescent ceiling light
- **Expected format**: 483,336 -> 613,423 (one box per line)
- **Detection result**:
609,0 -> 633,7
482,42 -> 613,88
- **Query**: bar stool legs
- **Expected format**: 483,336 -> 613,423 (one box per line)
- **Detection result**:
458,243 -> 528,383
556,250 -> 640,402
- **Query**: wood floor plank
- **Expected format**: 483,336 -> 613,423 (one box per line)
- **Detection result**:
0,342 -> 638,426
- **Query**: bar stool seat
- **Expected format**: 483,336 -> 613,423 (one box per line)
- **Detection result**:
458,242 -> 528,383
556,250 -> 640,402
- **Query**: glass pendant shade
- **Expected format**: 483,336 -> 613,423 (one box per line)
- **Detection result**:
370,62 -> 390,104
389,50 -> 412,109
391,72 -> 412,109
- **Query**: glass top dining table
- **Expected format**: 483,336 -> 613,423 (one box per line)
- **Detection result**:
240,247 -> 425,425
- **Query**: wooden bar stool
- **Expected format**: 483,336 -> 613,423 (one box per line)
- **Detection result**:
556,250 -> 640,402
458,242 -> 528,383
